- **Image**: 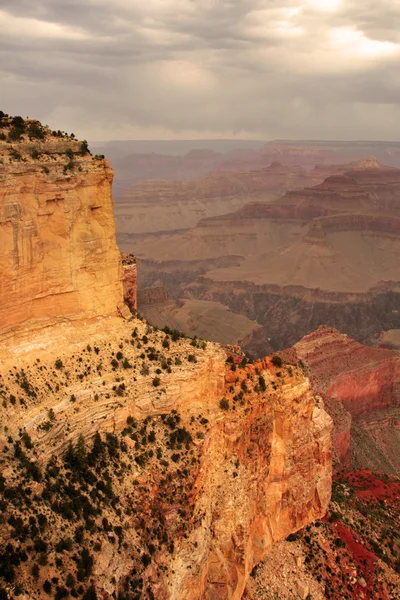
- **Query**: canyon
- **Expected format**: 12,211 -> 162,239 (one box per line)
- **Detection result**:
1,116 -> 399,599
118,159 -> 400,356
0,116 -> 335,600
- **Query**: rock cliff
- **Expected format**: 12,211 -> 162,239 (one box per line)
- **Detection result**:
0,116 -> 332,600
0,116 -> 123,337
0,320 -> 332,599
122,253 -> 138,313
291,326 -> 400,475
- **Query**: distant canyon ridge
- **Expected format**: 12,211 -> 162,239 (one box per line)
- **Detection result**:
105,139 -> 400,357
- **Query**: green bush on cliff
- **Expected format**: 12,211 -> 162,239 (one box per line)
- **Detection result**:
271,355 -> 283,368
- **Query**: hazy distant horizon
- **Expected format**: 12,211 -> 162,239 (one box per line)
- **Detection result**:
90,138 -> 400,158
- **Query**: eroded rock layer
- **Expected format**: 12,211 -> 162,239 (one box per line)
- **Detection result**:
290,326 -> 400,475
0,116 -> 332,600
126,160 -> 400,355
0,123 -> 123,336
0,318 -> 332,600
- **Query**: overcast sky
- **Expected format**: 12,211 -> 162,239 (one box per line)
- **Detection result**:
1,0 -> 400,141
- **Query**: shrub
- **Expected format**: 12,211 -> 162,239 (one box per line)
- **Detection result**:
28,122 -> 45,140
82,585 -> 97,600
152,377 -> 160,387
63,160 -> 74,173
9,149 -> 22,160
43,581 -> 52,594
31,563 -> 40,580
8,128 -> 23,142
219,398 -> 229,410
21,431 -> 33,449
259,375 -> 266,392
55,359 -> 63,369
11,116 -> 25,129
271,355 -> 283,368
80,140 -> 90,154
141,553 -> 151,568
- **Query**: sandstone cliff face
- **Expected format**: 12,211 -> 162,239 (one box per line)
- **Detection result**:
0,116 -> 332,600
0,129 -> 123,336
0,317 -> 332,600
167,364 -> 332,600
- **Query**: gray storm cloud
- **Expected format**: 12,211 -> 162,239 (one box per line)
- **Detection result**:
0,0 -> 399,140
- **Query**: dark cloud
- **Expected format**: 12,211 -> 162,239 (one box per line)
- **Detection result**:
0,0 -> 399,140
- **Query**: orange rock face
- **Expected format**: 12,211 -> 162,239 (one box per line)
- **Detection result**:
0,118 -> 333,600
166,362 -> 332,600
0,136 -> 123,336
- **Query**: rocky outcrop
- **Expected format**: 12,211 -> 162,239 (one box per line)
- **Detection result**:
293,326 -> 400,418
122,253 -> 137,312
167,362 -> 332,599
0,121 -> 123,337
0,115 -> 333,600
291,326 -> 400,474
0,319 -> 332,599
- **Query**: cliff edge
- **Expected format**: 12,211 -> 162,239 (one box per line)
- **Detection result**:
0,114 -> 332,600
0,114 -> 123,337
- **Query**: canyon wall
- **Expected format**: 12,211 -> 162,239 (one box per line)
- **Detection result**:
0,117 -> 333,600
167,364 -> 332,600
0,130 -> 123,337
0,319 -> 332,599
291,326 -> 400,475
125,160 -> 400,356
122,253 -> 138,312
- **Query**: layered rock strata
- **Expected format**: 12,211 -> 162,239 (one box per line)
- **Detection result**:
128,160 -> 400,355
0,319 -> 332,599
0,121 -> 123,337
291,326 -> 400,475
0,115 -> 332,600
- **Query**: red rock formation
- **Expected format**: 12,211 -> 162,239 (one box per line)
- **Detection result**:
169,361 -> 332,599
292,326 -> 400,473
